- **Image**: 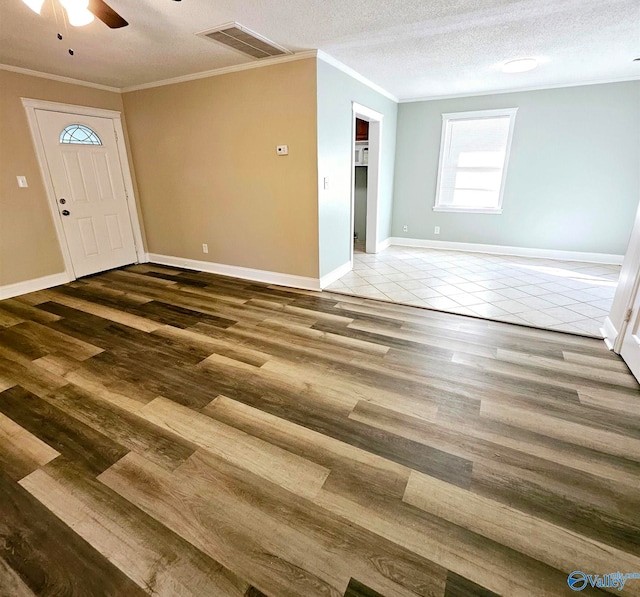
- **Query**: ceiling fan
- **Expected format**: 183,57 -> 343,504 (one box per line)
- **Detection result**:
21,0 -> 180,29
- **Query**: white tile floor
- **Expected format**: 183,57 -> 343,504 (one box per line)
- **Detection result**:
326,246 -> 621,338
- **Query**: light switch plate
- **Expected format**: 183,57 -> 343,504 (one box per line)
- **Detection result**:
276,145 -> 289,155
17,176 -> 28,188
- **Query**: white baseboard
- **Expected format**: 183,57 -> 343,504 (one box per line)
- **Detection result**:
601,316 -> 618,351
388,237 -> 624,265
0,272 -> 71,300
376,238 -> 392,253
147,253 -> 321,291
320,260 -> 352,289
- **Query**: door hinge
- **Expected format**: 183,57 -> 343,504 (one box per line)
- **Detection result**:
624,308 -> 633,322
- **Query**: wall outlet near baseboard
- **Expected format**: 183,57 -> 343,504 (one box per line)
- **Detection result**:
403,225 -> 408,232
202,243 -> 209,254
434,226 -> 440,235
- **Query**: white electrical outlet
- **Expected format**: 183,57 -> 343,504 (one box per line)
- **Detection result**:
323,177 -> 329,190
202,243 -> 209,254
434,226 -> 440,235
276,145 -> 289,155
403,225 -> 408,233
17,176 -> 28,188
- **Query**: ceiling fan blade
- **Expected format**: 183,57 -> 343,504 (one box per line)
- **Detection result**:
88,0 -> 128,28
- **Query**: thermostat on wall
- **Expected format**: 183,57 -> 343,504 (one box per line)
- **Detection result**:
276,145 -> 289,155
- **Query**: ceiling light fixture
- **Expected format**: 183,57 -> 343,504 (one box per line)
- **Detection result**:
22,0 -> 94,25
59,0 -> 94,26
21,0 -> 45,14
66,8 -> 94,26
502,58 -> 538,74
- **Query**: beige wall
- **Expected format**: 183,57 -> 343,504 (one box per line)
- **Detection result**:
0,69 -> 128,286
122,58 -> 319,278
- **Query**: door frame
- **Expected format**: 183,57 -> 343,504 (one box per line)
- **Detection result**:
351,102 -> 383,261
613,277 -> 637,354
21,98 -> 147,280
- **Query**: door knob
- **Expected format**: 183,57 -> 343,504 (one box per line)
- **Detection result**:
59,198 -> 66,204
61,210 -> 70,216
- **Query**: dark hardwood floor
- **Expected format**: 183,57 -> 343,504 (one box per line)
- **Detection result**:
1,264 -> 639,596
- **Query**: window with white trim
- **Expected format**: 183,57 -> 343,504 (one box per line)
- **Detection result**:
434,108 -> 517,214
59,124 -> 102,145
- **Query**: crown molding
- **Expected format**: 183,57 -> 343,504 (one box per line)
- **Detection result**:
316,50 -> 398,103
0,63 -> 121,93
2,50 -> 400,101
0,52 -> 319,95
399,74 -> 640,103
120,50 -> 319,93
5,56 -> 635,104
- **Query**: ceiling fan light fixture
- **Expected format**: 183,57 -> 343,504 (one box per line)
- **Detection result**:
21,0 -> 45,14
66,7 -> 94,26
502,58 -> 538,73
59,0 -> 94,26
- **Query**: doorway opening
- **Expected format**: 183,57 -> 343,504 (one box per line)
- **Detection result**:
351,102 -> 383,260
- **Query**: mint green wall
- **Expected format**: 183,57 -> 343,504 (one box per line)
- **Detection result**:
392,81 -> 640,255
317,60 -> 398,277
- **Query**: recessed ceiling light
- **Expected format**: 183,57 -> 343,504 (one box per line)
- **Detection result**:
502,58 -> 538,74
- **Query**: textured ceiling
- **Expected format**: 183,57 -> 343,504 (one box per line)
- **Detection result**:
1,0 -> 638,98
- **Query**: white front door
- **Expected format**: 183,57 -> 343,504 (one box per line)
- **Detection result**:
620,283 -> 640,381
35,109 -> 138,278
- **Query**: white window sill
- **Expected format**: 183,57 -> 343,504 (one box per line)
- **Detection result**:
433,206 -> 503,215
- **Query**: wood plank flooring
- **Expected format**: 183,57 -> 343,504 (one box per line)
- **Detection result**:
1,264 -> 639,596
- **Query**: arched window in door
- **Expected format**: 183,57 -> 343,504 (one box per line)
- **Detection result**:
59,124 -> 102,145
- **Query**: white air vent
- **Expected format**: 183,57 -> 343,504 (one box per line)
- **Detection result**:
197,22 -> 291,59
